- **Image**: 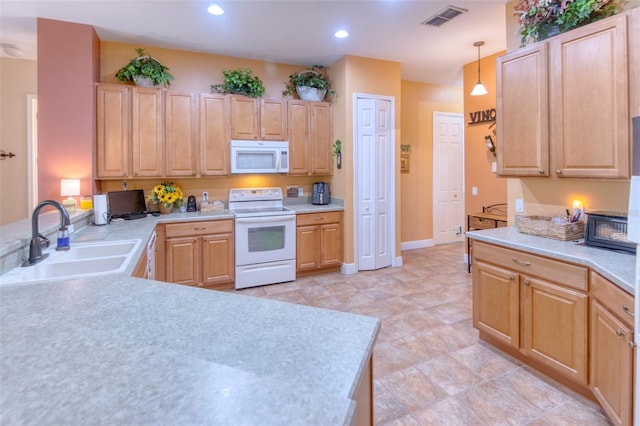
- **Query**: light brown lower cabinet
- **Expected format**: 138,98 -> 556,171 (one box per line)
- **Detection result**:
472,240 -> 635,425
158,219 -> 234,289
472,241 -> 589,385
590,272 -> 635,426
296,211 -> 342,275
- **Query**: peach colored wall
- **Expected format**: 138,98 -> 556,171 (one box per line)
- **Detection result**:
0,58 -> 37,225
463,52 -> 508,220
101,41 -> 305,99
400,80 -> 463,243
334,56 -> 402,265
37,19 -> 99,203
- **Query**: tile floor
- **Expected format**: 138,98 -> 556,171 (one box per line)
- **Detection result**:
234,243 -> 612,425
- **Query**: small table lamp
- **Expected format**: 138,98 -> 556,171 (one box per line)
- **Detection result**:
61,178 -> 80,211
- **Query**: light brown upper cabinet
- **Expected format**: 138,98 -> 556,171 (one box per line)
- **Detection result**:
165,90 -> 198,177
230,96 -> 287,140
97,84 -> 164,179
497,12 -> 634,179
288,100 -> 333,176
199,93 -> 230,176
496,43 -> 549,176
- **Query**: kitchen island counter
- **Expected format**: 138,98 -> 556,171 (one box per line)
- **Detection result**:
0,273 -> 379,424
467,226 -> 635,294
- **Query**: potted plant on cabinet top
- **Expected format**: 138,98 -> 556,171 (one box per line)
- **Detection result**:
514,0 -> 616,46
211,69 -> 265,98
115,48 -> 174,87
282,65 -> 334,102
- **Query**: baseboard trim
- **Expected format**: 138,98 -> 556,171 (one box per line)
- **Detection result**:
341,263 -> 358,275
393,256 -> 403,267
400,239 -> 435,251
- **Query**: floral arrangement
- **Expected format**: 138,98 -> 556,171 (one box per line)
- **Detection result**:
149,182 -> 184,207
514,0 -> 616,46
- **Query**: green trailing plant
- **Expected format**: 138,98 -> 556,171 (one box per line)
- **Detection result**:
211,69 -> 265,98
115,48 -> 174,87
282,65 -> 335,99
332,139 -> 342,156
514,0 -> 616,46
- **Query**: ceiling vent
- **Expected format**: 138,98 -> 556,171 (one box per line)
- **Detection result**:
421,6 -> 468,27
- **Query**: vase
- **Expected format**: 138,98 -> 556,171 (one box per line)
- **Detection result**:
296,86 -> 327,102
537,24 -> 561,41
159,203 -> 173,214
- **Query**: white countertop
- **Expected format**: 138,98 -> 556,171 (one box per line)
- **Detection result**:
467,227 -> 636,294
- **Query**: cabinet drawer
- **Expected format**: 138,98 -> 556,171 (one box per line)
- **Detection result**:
165,219 -> 233,238
469,216 -> 497,229
472,241 -> 587,291
591,271 -> 635,327
296,211 -> 342,226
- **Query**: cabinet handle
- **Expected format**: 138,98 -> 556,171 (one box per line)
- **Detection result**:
629,341 -> 637,349
509,275 -> 515,281
623,305 -> 634,317
512,258 -> 531,266
192,170 -> 196,176
314,217 -> 324,221
539,169 -> 544,174
523,279 -> 530,286
555,169 -> 562,175
194,227 -> 207,231
616,330 -> 625,337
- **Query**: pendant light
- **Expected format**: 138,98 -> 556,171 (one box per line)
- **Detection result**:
470,41 -> 488,96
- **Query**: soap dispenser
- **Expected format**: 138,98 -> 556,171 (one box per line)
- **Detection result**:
56,227 -> 70,251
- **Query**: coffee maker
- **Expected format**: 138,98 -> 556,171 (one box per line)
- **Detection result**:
312,182 -> 330,205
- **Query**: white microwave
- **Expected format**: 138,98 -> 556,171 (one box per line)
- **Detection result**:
230,140 -> 289,174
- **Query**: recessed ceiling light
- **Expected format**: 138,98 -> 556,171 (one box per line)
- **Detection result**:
334,30 -> 349,39
1,43 -> 23,57
207,3 -> 224,15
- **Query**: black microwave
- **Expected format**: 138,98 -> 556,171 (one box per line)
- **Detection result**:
584,211 -> 636,254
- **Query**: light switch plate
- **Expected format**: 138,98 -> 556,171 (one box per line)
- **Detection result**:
472,187 -> 478,196
515,199 -> 524,213
491,162 -> 497,173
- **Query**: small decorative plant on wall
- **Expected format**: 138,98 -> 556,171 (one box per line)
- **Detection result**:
211,69 -> 265,98
514,0 -> 616,46
333,139 -> 342,169
115,48 -> 174,87
282,65 -> 334,102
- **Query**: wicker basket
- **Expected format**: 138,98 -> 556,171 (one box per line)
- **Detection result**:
517,216 -> 584,241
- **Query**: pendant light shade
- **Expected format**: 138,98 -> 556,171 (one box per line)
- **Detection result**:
470,41 -> 488,96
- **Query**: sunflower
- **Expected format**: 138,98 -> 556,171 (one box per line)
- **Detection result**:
149,181 -> 184,207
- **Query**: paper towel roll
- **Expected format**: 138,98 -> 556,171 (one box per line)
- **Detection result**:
93,194 -> 108,225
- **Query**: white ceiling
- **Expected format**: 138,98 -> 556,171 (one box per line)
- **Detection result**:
0,0 -> 509,86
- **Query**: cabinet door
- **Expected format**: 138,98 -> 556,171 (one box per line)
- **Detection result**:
497,43 -> 549,177
96,84 -> 129,178
320,222 -> 342,267
165,90 -> 197,177
131,87 -> 164,178
165,237 -> 200,285
260,99 -> 287,140
309,102 -> 333,175
472,260 -> 519,348
202,233 -> 234,285
287,100 -> 309,175
549,15 -> 629,178
296,225 -> 320,271
522,276 -> 588,385
199,93 -> 230,176
230,95 -> 259,140
591,300 -> 634,426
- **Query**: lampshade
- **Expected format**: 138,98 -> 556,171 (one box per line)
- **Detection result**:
470,41 -> 488,96
60,179 -> 80,196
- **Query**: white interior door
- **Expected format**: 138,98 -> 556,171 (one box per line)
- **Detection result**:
432,112 -> 464,245
355,95 -> 394,270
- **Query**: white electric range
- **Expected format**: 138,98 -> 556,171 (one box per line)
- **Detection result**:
228,187 -> 296,289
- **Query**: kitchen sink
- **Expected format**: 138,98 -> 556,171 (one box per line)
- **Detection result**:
0,239 -> 141,286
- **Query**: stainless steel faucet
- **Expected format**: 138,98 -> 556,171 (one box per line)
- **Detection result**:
23,200 -> 71,266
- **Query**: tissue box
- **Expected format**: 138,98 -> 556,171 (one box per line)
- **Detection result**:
517,216 -> 584,241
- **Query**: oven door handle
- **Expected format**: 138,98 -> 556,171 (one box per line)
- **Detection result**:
235,215 -> 296,225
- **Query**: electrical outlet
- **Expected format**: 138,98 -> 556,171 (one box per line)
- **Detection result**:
202,191 -> 208,201
515,199 -> 525,213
